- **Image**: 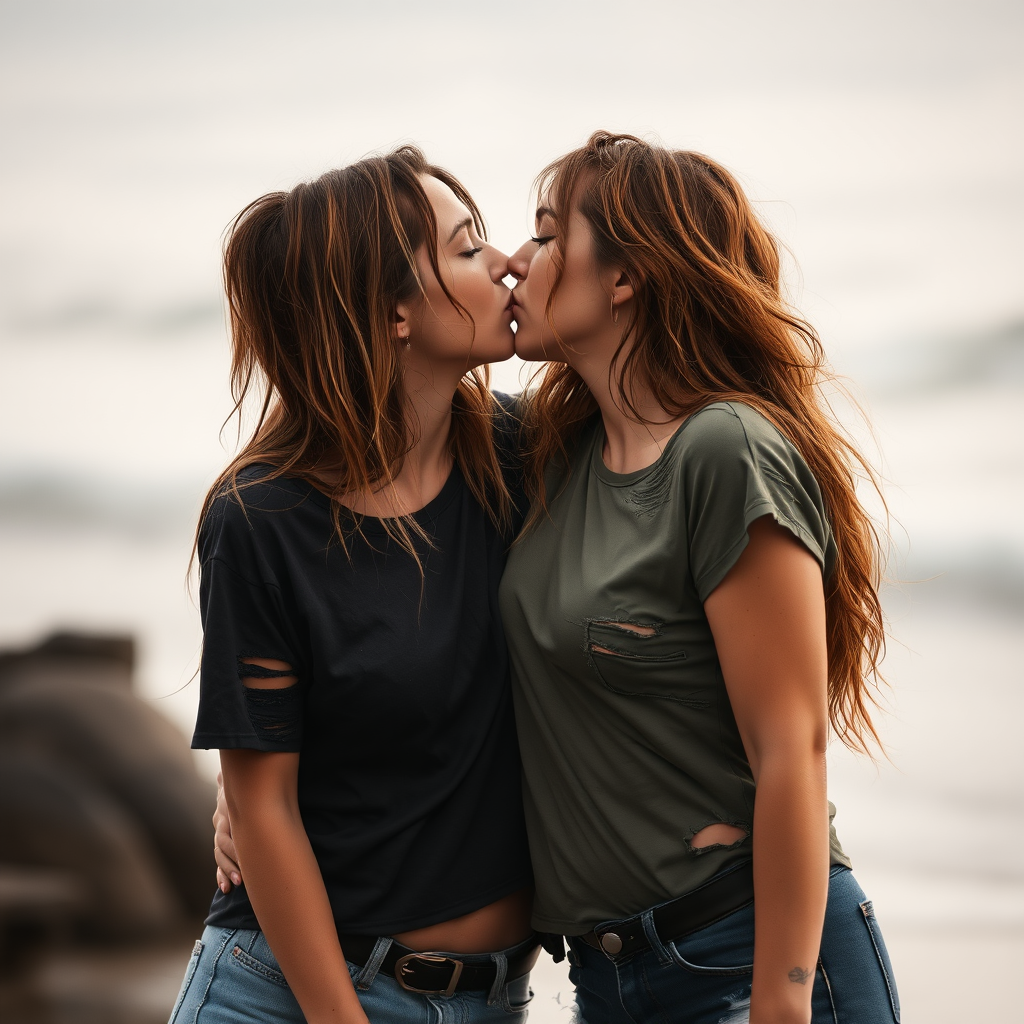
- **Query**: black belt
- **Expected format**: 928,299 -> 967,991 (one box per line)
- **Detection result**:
578,861 -> 754,958
338,933 -> 540,997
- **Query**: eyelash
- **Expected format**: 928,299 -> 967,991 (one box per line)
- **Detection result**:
531,235 -> 555,246
460,246 -> 483,259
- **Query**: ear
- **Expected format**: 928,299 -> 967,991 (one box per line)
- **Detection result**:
393,301 -> 413,345
603,266 -> 635,310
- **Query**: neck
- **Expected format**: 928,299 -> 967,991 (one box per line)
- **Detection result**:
567,324 -> 687,475
398,357 -> 459,500
332,353 -> 462,518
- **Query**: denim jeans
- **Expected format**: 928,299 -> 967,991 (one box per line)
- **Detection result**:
167,926 -> 534,1023
567,865 -> 900,1024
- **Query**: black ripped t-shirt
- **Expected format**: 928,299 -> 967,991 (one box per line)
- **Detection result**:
192,408 -> 532,935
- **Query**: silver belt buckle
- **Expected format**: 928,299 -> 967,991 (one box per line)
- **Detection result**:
394,952 -> 464,996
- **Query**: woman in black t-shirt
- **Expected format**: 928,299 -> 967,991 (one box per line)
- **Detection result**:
168,150 -> 537,1024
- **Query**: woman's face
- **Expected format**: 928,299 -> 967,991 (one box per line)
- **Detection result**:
402,174 -> 515,370
508,202 -> 613,363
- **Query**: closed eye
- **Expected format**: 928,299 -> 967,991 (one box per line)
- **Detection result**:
531,235 -> 555,246
459,246 -> 483,259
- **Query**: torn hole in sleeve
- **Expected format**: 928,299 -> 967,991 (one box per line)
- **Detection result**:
237,656 -> 302,748
238,656 -> 297,689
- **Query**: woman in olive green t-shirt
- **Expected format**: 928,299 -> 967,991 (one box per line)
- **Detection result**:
503,133 -> 899,1024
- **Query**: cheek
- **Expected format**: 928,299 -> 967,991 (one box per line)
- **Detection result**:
514,255 -> 555,348
534,284 -> 592,351
441,261 -> 492,324
434,263 -> 513,361
548,250 -> 606,337
525,252 -> 556,307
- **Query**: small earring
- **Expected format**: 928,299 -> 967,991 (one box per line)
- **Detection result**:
610,296 -> 619,324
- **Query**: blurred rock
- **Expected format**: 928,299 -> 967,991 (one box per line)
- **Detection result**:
0,866 -> 87,976
0,631 -> 215,957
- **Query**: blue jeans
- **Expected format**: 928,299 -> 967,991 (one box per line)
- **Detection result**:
567,866 -> 900,1024
167,926 -> 534,1023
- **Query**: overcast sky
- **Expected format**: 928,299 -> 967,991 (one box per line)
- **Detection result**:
2,0 -> 1021,352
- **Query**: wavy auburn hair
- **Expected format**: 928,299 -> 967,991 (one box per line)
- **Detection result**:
197,145 -> 510,561
525,131 -> 886,751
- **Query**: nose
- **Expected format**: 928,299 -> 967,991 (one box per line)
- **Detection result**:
487,244 -> 511,283
507,241 -> 532,282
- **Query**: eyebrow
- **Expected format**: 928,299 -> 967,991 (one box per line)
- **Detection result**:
446,216 -> 473,244
535,205 -> 555,227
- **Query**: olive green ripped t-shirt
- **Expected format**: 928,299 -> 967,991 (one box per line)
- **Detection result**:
499,401 -> 851,936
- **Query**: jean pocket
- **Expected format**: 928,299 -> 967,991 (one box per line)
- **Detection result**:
229,942 -> 290,988
168,940 -> 204,1022
668,944 -> 754,976
859,900 -> 900,1022
666,901 -> 755,976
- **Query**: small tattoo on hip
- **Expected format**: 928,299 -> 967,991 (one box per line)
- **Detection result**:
788,966 -> 813,985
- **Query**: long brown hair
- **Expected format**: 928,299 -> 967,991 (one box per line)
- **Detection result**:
196,145 -> 510,563
524,131 -> 886,751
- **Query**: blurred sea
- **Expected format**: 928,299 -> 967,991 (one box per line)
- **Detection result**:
1,1 -> 1022,1019
1,314 -> 1021,921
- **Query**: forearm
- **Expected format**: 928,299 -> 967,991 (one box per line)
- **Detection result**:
228,790 -> 368,1023
749,749 -> 830,1024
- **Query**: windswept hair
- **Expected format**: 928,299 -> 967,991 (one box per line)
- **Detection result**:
524,131 -> 886,752
196,145 -> 510,564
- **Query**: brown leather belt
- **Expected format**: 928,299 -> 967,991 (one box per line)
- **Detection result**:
338,933 -> 540,996
578,861 -> 754,958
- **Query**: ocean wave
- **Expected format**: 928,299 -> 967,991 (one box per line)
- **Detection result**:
3,297 -> 223,339
885,544 -> 1024,613
0,471 -> 203,538
842,318 -> 1024,398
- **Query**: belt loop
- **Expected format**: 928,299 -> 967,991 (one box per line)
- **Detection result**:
641,909 -> 672,966
486,951 -> 508,1006
354,936 -> 392,990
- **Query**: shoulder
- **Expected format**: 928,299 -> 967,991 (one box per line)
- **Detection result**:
199,465 -> 317,563
208,465 -> 316,519
676,403 -> 834,592
677,401 -> 790,461
673,401 -> 825,515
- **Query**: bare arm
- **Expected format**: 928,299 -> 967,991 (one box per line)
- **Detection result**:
221,748 -> 369,1024
221,656 -> 368,1024
704,515 -> 830,1024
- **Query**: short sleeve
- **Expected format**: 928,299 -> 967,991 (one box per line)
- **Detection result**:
682,403 -> 835,602
192,495 -> 304,752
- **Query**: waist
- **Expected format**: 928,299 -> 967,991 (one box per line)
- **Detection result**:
340,932 -> 541,996
573,860 -> 754,959
393,885 -> 534,953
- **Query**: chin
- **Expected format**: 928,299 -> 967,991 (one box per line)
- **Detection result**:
513,335 -> 547,361
469,333 -> 515,368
